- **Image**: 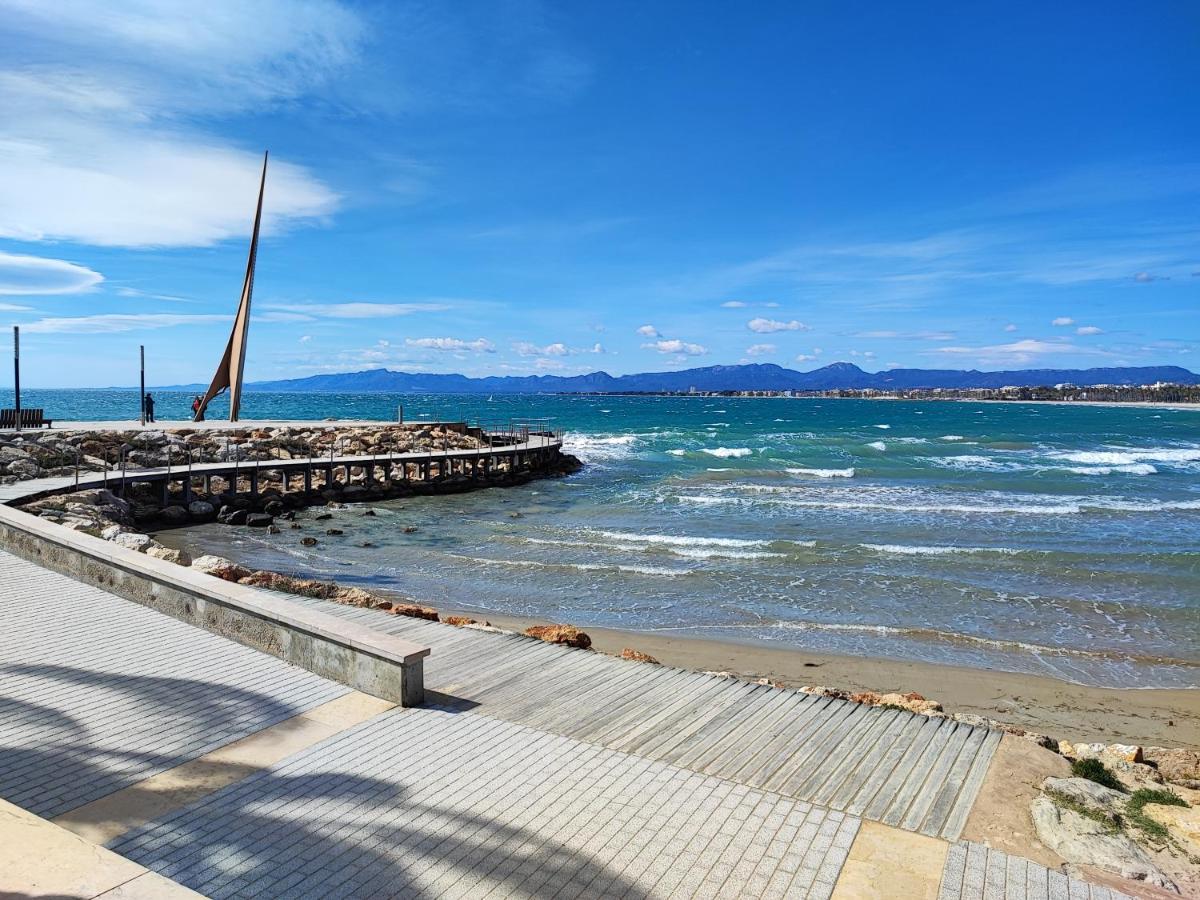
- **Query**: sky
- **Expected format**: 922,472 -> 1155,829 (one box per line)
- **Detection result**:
0,0 -> 1197,388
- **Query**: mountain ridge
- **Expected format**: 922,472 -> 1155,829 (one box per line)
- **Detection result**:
151,362 -> 1200,393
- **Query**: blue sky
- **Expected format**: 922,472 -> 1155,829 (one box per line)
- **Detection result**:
0,0 -> 1196,388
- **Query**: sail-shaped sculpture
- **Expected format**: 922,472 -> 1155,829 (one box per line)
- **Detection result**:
194,151 -> 268,422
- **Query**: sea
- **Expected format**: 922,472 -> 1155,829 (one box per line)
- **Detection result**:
8,388 -> 1200,689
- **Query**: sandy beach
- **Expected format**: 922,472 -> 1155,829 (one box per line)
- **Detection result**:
442,605 -> 1200,752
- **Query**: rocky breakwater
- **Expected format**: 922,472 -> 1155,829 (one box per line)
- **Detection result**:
3,423 -> 581,530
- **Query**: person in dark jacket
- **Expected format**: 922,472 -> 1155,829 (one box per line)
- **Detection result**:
144,393 -> 156,423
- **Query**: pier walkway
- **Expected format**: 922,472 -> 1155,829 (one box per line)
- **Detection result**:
0,544 -> 1135,898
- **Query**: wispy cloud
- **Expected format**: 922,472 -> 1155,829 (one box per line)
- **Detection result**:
931,338 -> 1113,365
745,343 -> 775,356
1051,317 -> 1074,326
852,329 -> 955,341
1076,325 -> 1103,336
19,313 -> 227,334
636,324 -> 659,338
263,302 -> 451,320
0,251 -> 103,295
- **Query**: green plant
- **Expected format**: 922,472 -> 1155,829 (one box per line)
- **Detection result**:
1125,788 -> 1188,844
1044,789 -> 1120,834
1071,757 -> 1124,792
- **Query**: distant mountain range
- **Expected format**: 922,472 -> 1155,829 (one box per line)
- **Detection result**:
155,362 -> 1200,394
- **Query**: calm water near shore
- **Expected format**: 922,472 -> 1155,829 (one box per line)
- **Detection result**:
12,389 -> 1200,688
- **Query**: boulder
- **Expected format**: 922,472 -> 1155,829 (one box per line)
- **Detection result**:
1042,777 -> 1126,820
300,537 -> 318,546
620,648 -> 660,664
7,459 -> 44,478
191,554 -> 252,582
188,500 -> 215,519
146,545 -> 191,566
1145,748 -> 1200,789
325,528 -> 343,535
1144,803 -> 1200,856
333,587 -> 377,607
245,513 -> 274,528
525,624 -> 591,649
112,532 -> 153,552
444,615 -> 481,627
160,505 -> 189,526
216,506 -> 247,526
1031,796 -> 1175,890
848,690 -> 944,716
263,500 -> 284,517
100,524 -> 125,541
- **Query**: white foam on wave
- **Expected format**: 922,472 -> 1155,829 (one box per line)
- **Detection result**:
941,435 -> 964,441
927,455 -> 1019,472
594,529 -> 767,548
1052,446 -> 1200,466
453,553 -> 691,578
874,424 -> 891,429
1063,463 -> 1158,476
666,448 -> 687,456
701,447 -> 752,458
786,467 -> 855,478
863,543 -> 1022,556
866,441 -> 887,452
565,433 -> 638,461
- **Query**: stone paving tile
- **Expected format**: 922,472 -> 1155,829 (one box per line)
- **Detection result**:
937,842 -> 1133,900
0,550 -> 347,818
114,707 -> 862,899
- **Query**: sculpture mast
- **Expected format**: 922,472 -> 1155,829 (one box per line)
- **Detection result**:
194,150 -> 267,422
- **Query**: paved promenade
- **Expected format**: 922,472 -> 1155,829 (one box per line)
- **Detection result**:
0,546 -> 1133,898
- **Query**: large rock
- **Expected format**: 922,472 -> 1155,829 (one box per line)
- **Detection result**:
111,532 -> 153,552
145,545 -> 191,566
216,505 -> 247,526
1144,803 -> 1200,856
621,648 -> 660,664
1042,777 -> 1126,819
1145,748 -> 1200,789
387,603 -> 440,621
160,505 -> 189,525
188,500 -> 215,519
191,554 -> 252,582
524,624 -> 591,649
245,513 -> 274,528
1031,796 -> 1176,890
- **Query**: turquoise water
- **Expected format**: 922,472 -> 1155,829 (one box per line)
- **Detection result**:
14,389 -> 1199,687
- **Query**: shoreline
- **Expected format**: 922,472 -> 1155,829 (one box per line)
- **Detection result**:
436,603 -> 1200,751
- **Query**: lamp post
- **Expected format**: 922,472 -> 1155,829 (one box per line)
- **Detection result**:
139,345 -> 146,426
11,326 -> 21,432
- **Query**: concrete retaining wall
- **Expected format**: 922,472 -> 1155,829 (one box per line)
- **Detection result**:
0,504 -> 428,706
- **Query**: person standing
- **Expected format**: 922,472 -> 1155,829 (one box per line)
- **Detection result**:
192,394 -> 204,422
144,392 -> 156,423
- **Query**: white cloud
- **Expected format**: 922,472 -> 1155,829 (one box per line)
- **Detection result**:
534,358 -> 566,371
0,251 -> 103,295
19,313 -> 227,333
513,340 -> 568,357
932,338 -> 1111,365
636,324 -> 659,337
1051,317 -> 1074,326
264,302 -> 450,320
405,336 -> 495,353
298,334 -> 311,343
745,343 -> 776,356
721,300 -> 747,308
747,317 -> 809,334
643,339 -> 707,356
0,1 -> 350,248
1133,271 -> 1163,283
0,303 -> 33,311
1004,323 -> 1018,332
795,353 -> 818,362
853,329 -> 954,341
1076,325 -> 1103,335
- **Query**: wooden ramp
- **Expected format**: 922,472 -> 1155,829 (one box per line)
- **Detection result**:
288,598 -> 1002,841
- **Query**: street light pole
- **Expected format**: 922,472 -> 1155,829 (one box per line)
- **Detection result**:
139,345 -> 146,426
12,326 -> 20,433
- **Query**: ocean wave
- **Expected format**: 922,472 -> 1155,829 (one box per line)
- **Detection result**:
522,533 -> 783,560
1062,463 -> 1158,476
941,435 -> 965,441
1051,446 -> 1200,466
676,490 -> 1200,516
666,448 -> 687,456
866,441 -> 887,452
565,433 -> 638,461
874,424 -> 891,429
786,467 -> 855,478
701,447 -> 752,458
451,554 -> 691,578
862,543 -> 1023,557
593,529 -> 768,548
926,455 -> 1020,472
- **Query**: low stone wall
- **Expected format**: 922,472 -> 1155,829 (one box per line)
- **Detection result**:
0,503 -> 429,706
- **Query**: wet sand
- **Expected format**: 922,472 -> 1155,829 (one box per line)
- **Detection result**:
443,606 -> 1200,751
